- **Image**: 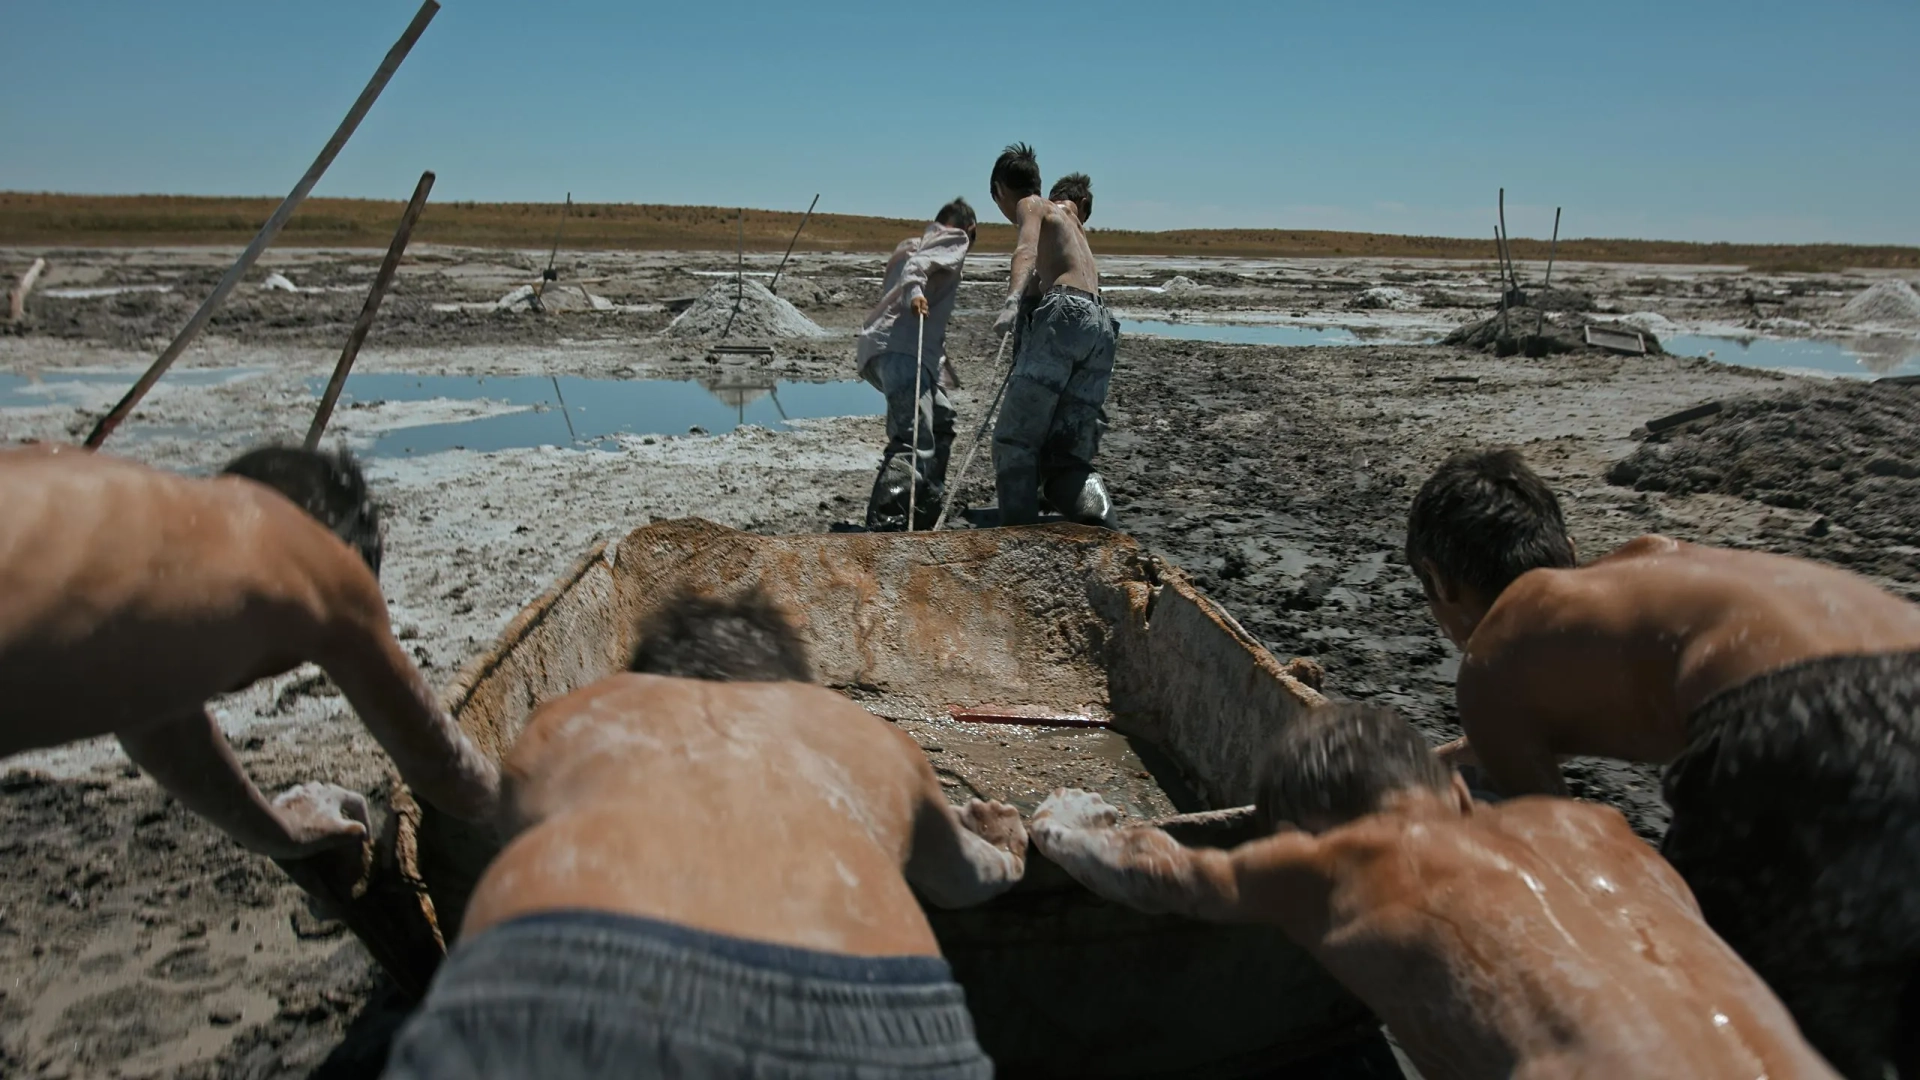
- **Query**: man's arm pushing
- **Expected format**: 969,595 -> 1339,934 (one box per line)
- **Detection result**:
905,791 -> 1028,908
319,588 -> 500,822
1029,789 -> 1268,922
118,708 -> 370,859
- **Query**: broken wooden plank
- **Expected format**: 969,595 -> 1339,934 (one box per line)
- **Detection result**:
306,170 -> 435,450
1585,324 -> 1647,355
1645,401 -> 1722,434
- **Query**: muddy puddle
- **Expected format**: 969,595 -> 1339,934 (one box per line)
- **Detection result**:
894,718 -> 1202,820
1664,334 -> 1920,379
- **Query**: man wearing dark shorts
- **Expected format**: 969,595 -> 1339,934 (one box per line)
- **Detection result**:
988,146 -> 1119,529
382,589 -> 1025,1079
1403,446 -> 1920,1079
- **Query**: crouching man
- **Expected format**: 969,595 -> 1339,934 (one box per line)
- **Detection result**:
857,198 -> 976,531
0,444 -> 499,862
1030,704 -> 1839,1080
383,588 -> 1026,1079
1405,447 -> 1920,1078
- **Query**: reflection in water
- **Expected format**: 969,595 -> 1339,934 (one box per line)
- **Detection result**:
1665,335 -> 1920,379
317,372 -> 880,457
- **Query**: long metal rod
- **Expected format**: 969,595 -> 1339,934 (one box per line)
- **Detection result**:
907,314 -> 925,531
305,171 -> 435,450
1495,228 -> 1512,345
932,331 -> 1013,532
721,207 -> 745,339
766,193 -> 819,296
1497,187 -> 1516,292
532,192 -> 571,310
1531,206 -> 1563,345
87,0 -> 441,449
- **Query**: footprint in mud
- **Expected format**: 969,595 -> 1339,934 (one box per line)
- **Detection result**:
49,985 -> 199,1068
148,943 -> 242,983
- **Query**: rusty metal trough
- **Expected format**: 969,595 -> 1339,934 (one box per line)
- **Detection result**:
336,519 -> 1376,1077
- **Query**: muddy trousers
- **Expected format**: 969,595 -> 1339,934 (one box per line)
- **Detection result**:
862,350 -> 956,531
991,288 -> 1119,529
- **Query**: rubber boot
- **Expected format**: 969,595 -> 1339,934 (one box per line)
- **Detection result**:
1043,468 -> 1119,530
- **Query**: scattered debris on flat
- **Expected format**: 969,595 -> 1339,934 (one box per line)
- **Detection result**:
495,283 -> 614,312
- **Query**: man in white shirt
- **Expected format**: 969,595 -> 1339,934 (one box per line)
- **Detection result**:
856,199 -> 976,531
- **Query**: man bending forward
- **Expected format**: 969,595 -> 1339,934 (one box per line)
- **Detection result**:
383,589 -> 1026,1079
0,445 -> 498,863
1031,704 -> 1838,1080
988,145 -> 1119,529
1404,447 -> 1920,1078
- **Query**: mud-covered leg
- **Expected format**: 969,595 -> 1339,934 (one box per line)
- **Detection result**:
994,307 -> 1071,527
1039,303 -> 1119,528
863,351 -> 936,531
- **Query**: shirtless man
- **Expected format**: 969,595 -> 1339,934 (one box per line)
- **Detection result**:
1404,446 -> 1920,1078
1029,703 -> 1839,1080
988,145 -> 1119,529
382,589 -> 1024,1079
0,445 -> 499,864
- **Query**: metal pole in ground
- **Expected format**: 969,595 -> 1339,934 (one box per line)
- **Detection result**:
532,193 -> 571,311
86,0 -> 441,450
721,207 -> 745,339
1531,207 -> 1563,346
305,170 -> 436,450
932,331 -> 1013,532
766,194 -> 819,297
907,313 -> 925,531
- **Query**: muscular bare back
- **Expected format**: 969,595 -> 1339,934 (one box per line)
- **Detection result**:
1455,536 -> 1920,794
463,674 -> 1026,954
0,446 -> 496,857
1034,787 -> 1837,1080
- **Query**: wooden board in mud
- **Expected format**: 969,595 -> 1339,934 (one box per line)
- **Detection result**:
343,520 -> 1375,1078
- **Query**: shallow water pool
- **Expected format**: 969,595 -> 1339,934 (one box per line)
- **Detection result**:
320,372 -> 881,456
1663,335 -> 1920,379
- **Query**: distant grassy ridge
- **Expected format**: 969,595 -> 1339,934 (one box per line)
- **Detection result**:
4,192 -> 1916,271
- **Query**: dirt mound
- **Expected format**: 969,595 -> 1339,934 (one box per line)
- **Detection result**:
1443,310 -> 1665,357
1348,286 -> 1419,311
495,283 -> 614,313
1838,279 -> 1920,330
1607,381 -> 1920,551
665,278 -> 832,340
1160,275 -> 1202,295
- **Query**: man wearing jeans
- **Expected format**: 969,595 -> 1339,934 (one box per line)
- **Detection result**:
988,149 -> 1119,529
856,198 -> 976,531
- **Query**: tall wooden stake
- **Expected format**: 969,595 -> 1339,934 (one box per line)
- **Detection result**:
766,193 -> 819,296
86,0 -> 441,449
305,171 -> 436,450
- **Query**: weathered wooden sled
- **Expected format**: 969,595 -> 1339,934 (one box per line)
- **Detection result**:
324,519 -> 1377,1077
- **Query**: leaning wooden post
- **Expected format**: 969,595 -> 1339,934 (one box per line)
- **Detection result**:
305,170 -> 436,451
766,193 -> 820,296
85,0 -> 441,449
8,258 -> 46,324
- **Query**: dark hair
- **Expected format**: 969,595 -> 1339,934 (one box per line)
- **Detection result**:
627,586 -> 814,683
935,197 -> 977,234
1049,173 -> 1092,223
1406,448 -> 1575,599
990,143 -> 1041,200
1255,704 -> 1453,831
222,446 -> 383,577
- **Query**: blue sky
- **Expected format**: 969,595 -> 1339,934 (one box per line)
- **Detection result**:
4,1 -> 1916,244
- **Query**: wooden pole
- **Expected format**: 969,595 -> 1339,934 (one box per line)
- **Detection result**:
932,331 -> 1013,532
720,207 -> 746,339
766,193 -> 819,296
1531,207 -> 1563,346
532,193 -> 571,311
86,0 -> 441,450
305,170 -> 436,451
8,258 -> 46,324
